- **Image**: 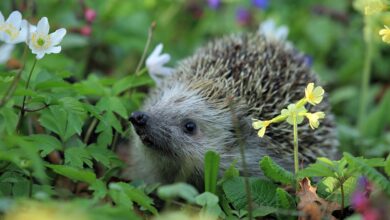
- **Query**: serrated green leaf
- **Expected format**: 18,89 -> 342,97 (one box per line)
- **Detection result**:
204,150 -> 220,194
108,97 -> 128,119
222,177 -> 277,210
344,153 -> 390,195
109,182 -> 157,215
64,147 -> 93,168
23,134 -> 62,157
87,145 -> 118,168
0,107 -> 18,134
259,156 -> 294,185
276,188 -> 295,209
46,164 -> 96,184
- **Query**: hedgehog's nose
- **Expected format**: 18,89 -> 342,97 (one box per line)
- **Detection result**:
129,111 -> 148,127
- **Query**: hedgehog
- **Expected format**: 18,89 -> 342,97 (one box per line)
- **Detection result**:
127,32 -> 338,190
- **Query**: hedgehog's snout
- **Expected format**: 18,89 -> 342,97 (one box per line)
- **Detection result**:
129,111 -> 149,127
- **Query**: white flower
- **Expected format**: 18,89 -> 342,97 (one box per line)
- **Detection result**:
0,11 -> 29,44
27,17 -> 66,59
258,19 -> 289,41
146,43 -> 174,84
0,43 -> 14,64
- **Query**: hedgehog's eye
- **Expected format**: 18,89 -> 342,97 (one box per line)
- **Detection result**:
183,120 -> 197,134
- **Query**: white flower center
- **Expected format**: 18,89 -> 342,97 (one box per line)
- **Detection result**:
1,23 -> 19,40
31,33 -> 51,50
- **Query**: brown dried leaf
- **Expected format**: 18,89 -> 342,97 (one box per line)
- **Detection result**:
297,178 -> 340,220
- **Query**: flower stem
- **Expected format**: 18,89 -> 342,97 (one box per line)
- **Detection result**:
293,115 -> 299,174
358,16 -> 373,131
340,180 -> 345,217
17,59 -> 38,132
0,45 -> 28,108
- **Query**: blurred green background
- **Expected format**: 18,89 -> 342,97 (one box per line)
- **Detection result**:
1,0 -> 389,158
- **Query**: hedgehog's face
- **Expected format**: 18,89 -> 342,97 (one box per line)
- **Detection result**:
129,82 -> 235,160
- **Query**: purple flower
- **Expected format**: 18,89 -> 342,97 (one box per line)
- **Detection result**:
303,55 -> 313,67
351,191 -> 369,212
236,8 -> 251,25
252,0 -> 268,9
207,0 -> 220,9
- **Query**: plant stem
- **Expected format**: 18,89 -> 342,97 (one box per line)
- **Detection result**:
340,180 -> 345,217
293,115 -> 299,174
17,59 -> 38,132
358,16 -> 373,131
84,118 -> 98,143
135,22 -> 156,74
229,99 -> 253,220
0,45 -> 29,108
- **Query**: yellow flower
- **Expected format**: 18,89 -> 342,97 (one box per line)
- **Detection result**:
280,104 -> 306,125
252,119 -> 271,137
305,83 -> 324,105
364,0 -> 387,15
305,112 -> 326,129
379,25 -> 390,44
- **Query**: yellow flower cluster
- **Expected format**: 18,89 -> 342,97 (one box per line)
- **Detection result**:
379,25 -> 390,44
252,83 -> 326,137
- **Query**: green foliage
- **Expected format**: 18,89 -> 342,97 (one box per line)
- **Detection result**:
222,177 -> 277,210
157,183 -> 199,203
0,0 -> 390,218
195,192 -> 224,218
259,156 -> 295,185
204,150 -> 220,194
46,164 -> 96,184
344,153 -> 390,195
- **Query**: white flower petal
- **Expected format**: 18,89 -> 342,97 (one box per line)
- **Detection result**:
274,26 -> 288,40
0,44 -> 14,64
37,17 -> 50,35
46,46 -> 61,54
49,28 -> 66,45
153,53 -> 171,65
259,19 -> 275,35
259,19 -> 289,41
149,43 -> 163,60
155,66 -> 174,76
36,52 -> 45,59
6,11 -> 22,28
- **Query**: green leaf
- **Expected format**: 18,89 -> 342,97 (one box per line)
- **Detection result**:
204,150 -> 220,194
65,147 -> 93,168
108,97 -> 128,119
112,74 -> 153,95
385,155 -> 390,177
276,188 -> 295,209
259,156 -> 294,185
24,134 -> 62,157
221,160 -> 239,183
344,153 -> 390,195
317,175 -> 357,206
87,144 -> 118,168
195,192 -> 224,218
46,164 -> 96,184
39,105 -> 85,142
222,177 -> 277,210
361,90 -> 390,138
252,206 -> 278,218
0,107 -> 18,134
109,182 -> 157,215
157,182 -> 199,203
297,158 -> 337,178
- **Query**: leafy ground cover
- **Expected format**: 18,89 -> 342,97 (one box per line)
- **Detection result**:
0,0 -> 390,219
